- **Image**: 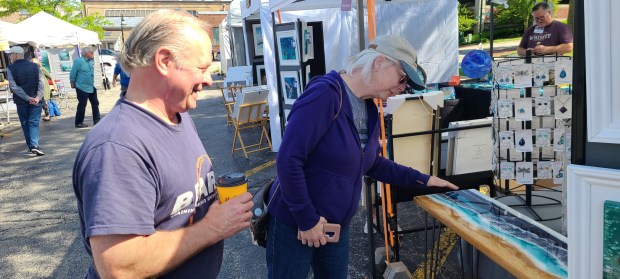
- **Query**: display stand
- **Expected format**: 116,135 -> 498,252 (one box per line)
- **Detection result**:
491,54 -> 573,221
272,19 -> 325,133
365,94 -> 495,278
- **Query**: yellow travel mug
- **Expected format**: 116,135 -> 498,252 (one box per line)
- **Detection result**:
216,173 -> 248,204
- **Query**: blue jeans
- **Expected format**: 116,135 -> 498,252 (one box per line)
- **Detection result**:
266,215 -> 350,279
15,102 -> 43,150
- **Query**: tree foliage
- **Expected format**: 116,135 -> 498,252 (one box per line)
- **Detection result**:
458,3 -> 478,34
494,0 -> 559,33
0,0 -> 110,38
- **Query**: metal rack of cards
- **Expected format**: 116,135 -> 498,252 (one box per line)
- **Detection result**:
491,55 -> 573,221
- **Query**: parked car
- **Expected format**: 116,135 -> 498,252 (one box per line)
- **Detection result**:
99,48 -> 118,86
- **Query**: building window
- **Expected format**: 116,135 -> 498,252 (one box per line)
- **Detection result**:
212,27 -> 220,45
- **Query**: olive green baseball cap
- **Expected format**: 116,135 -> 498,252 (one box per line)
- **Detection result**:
368,35 -> 426,90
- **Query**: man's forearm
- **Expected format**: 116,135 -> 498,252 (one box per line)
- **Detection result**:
517,47 -> 527,57
91,220 -> 223,278
554,43 -> 573,55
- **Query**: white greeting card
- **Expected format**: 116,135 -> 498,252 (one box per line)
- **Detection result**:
500,161 -> 515,180
516,162 -> 534,184
536,128 -> 552,147
515,129 -> 533,152
513,64 -> 533,87
533,64 -> 550,85
554,59 -> 573,84
499,130 -> 515,149
554,127 -> 566,152
514,98 -> 533,121
537,161 -> 553,179
497,99 -> 513,118
554,95 -> 572,119
534,96 -> 552,116
553,161 -> 564,184
494,66 -> 513,85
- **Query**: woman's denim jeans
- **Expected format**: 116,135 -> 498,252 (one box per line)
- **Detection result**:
266,215 -> 350,279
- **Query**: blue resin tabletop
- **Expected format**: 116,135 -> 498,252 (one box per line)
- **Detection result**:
415,189 -> 567,279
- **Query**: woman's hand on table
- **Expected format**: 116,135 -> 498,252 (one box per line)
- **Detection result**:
427,176 -> 459,191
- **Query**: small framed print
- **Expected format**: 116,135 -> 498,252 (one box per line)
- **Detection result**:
302,25 -> 314,61
554,59 -> 573,84
500,161 -> 515,180
554,95 -> 572,119
281,71 -> 301,105
537,161 -> 553,179
516,162 -> 534,185
535,128 -> 552,147
255,64 -> 266,86
276,30 -> 300,66
497,99 -> 513,118
515,129 -> 533,152
554,127 -> 566,152
534,96 -> 552,116
513,64 -> 533,87
514,98 -> 533,121
499,131 -> 515,149
553,161 -> 564,184
252,24 -> 264,57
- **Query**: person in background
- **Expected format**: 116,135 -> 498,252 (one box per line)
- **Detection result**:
70,46 -> 100,128
517,2 -> 573,57
72,10 -> 253,279
31,58 -> 55,121
112,61 -> 130,94
7,46 -> 45,156
265,35 -> 458,278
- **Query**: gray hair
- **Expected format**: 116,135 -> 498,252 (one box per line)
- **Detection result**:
120,9 -> 210,74
343,49 -> 396,86
82,47 -> 93,54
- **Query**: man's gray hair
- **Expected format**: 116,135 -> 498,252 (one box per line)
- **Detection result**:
82,47 -> 94,54
120,9 -> 210,74
343,49 -> 398,86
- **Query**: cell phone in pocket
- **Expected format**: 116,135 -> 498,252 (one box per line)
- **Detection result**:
323,223 -> 341,243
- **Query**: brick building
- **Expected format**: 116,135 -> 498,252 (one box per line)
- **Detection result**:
81,0 -> 230,55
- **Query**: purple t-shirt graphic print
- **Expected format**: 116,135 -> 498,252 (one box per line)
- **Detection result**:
73,95 -> 222,279
519,20 -> 573,51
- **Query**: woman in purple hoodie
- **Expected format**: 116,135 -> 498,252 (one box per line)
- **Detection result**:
265,35 -> 458,278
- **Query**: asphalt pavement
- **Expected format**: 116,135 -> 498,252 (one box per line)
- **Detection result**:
0,81 -> 463,278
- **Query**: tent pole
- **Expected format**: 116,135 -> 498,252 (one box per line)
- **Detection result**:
356,0 -> 365,52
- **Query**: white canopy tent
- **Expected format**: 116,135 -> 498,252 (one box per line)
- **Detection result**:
254,0 -> 457,150
11,11 -> 99,47
0,21 -> 16,51
220,0 -> 246,72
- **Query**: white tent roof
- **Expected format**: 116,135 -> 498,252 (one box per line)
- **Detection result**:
12,11 -> 100,47
227,0 -> 243,27
269,0 -> 424,12
0,21 -> 16,50
241,0 -> 269,18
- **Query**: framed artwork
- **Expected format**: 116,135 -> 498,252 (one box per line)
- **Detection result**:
281,71 -> 301,105
252,24 -> 263,57
568,165 -> 620,279
223,80 -> 247,102
302,26 -> 314,61
276,30 -> 300,66
60,62 -> 72,72
58,50 -> 70,61
255,65 -> 266,86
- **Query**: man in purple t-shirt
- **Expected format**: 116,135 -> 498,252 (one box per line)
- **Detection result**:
517,2 -> 573,57
72,10 -> 253,279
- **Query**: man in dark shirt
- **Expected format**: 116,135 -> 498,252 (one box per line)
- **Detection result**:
7,46 -> 45,156
72,10 -> 253,279
517,2 -> 573,57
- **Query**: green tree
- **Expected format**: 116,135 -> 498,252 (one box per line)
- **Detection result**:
0,0 -> 110,38
494,0 -> 559,33
458,3 -> 478,34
